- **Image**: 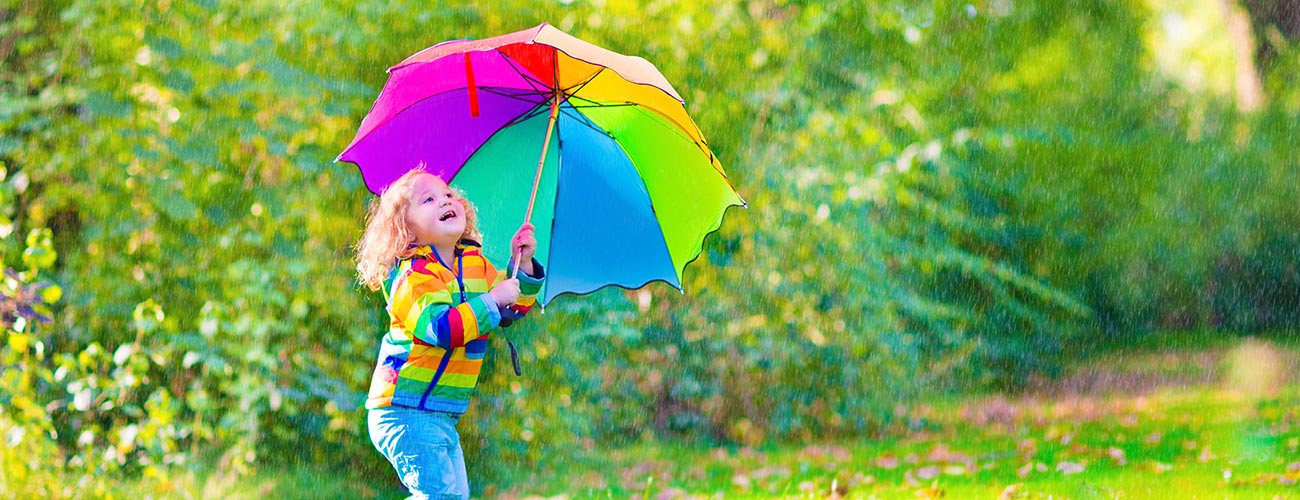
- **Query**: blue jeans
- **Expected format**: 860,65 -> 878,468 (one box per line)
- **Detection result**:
368,406 -> 469,500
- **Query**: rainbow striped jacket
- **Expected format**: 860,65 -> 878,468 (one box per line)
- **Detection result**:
365,241 -> 543,413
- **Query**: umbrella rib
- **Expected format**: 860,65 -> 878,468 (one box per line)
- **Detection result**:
597,129 -> 686,291
537,114 -> 566,306
575,102 -> 699,150
562,67 -> 604,96
559,98 -> 715,172
627,105 -> 696,144
568,102 -> 639,108
620,105 -> 727,178
557,106 -> 611,138
563,96 -> 707,151
478,86 -> 549,105
500,104 -> 554,129
565,97 -> 639,109
624,104 -> 727,180
495,48 -> 555,96
446,102 -> 550,186
343,86 -> 552,158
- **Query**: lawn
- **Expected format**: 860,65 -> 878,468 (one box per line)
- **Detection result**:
10,334 -> 1297,499
488,334 -> 1300,499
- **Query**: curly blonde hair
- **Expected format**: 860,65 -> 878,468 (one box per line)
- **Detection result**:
355,167 -> 482,291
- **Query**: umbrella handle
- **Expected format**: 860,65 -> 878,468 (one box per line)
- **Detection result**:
510,87 -> 562,280
508,247 -> 523,279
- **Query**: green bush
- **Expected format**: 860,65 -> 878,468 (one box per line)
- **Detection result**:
2,0 -> 1297,492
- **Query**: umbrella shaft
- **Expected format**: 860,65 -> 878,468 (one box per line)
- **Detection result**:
512,89 -> 562,279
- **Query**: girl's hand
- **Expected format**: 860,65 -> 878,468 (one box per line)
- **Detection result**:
489,278 -> 521,308
511,223 -> 537,274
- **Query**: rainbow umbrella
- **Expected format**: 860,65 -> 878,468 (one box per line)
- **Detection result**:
338,23 -> 744,306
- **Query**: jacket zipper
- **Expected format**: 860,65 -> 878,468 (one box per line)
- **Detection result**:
418,349 -> 454,409
417,248 -> 464,409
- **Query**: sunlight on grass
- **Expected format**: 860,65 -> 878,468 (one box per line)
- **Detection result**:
9,335 -> 1296,499
492,337 -> 1300,499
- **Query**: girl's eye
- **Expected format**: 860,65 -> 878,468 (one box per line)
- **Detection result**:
424,196 -> 434,203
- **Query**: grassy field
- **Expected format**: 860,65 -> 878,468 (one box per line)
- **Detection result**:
7,333 -> 1298,499
488,333 -> 1300,499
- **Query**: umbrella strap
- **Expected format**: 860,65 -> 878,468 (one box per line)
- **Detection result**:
464,53 -> 480,117
506,336 -> 522,377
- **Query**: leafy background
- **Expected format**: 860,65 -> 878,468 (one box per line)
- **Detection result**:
2,0 -> 1297,496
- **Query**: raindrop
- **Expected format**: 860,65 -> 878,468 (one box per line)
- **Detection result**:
814,204 -> 830,224
135,46 -> 152,66
12,170 -> 28,193
904,26 -> 922,44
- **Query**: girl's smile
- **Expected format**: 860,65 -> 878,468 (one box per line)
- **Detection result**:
406,174 -> 466,250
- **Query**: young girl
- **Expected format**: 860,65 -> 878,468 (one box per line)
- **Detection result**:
356,167 -> 544,500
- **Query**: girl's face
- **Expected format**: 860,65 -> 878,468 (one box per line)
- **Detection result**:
405,174 -> 466,248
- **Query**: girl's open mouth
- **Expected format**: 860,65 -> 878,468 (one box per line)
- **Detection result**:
439,209 -> 456,222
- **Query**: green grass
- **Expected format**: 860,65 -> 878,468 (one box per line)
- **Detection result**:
8,334 -> 1298,499
492,387 -> 1300,499
489,335 -> 1300,499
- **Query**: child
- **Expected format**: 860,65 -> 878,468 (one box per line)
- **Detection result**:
355,167 -> 544,500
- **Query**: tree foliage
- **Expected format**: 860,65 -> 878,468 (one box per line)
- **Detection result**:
1,0 -> 1297,492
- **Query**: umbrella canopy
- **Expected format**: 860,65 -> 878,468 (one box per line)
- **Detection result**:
339,23 -> 744,305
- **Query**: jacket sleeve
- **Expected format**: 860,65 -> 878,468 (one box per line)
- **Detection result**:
496,258 -> 545,326
389,262 -> 501,349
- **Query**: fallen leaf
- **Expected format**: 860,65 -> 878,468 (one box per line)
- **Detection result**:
1107,447 -> 1127,465
997,484 -> 1026,500
1017,439 -> 1038,457
828,478 -> 849,499
850,471 -> 876,486
1149,461 -> 1173,474
915,480 -> 945,499
802,444 -> 852,462
750,466 -> 788,480
1056,461 -> 1085,475
926,444 -> 972,464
